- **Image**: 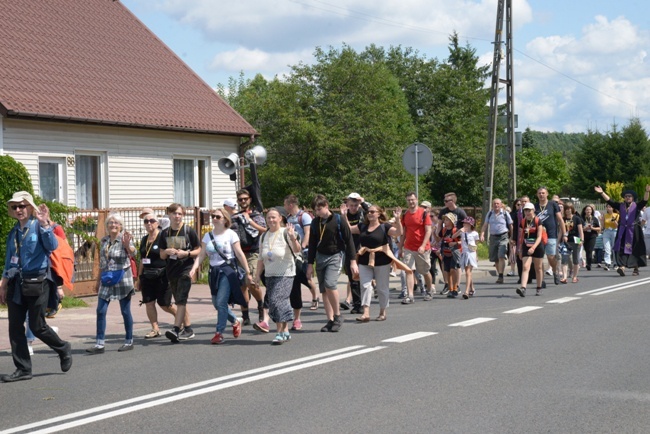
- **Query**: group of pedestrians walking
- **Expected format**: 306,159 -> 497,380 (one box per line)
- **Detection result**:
2,184 -> 649,382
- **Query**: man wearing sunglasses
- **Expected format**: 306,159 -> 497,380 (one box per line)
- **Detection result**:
230,189 -> 267,328
0,191 -> 72,382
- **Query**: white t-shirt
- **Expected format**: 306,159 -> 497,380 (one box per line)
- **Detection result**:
460,230 -> 480,252
642,208 -> 650,235
202,229 -> 240,267
260,228 -> 296,277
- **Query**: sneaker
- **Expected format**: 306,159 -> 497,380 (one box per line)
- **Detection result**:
339,300 -> 351,310
389,271 -> 397,277
541,281 -> 547,289
28,341 -> 34,356
232,320 -> 242,338
85,345 -> 105,354
330,315 -> 343,332
401,296 -> 414,304
398,290 -> 407,299
283,332 -> 292,342
617,267 -> 625,277
441,284 -> 450,295
516,287 -> 526,297
536,287 -> 543,296
321,320 -> 334,332
165,329 -> 180,343
242,317 -> 251,326
253,321 -> 270,333
291,319 -> 303,331
423,292 -> 433,301
496,276 -> 504,284
447,290 -> 458,298
179,328 -> 195,340
211,332 -> 225,345
545,268 -> 553,276
506,271 -> 516,276
350,306 -> 363,314
118,344 -> 134,352
46,303 -> 63,319
272,333 -> 285,345
553,273 -> 559,285
603,264 -> 609,271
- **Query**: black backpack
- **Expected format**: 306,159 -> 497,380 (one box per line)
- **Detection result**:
232,213 -> 258,249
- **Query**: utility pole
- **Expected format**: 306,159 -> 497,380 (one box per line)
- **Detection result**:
483,0 -> 516,219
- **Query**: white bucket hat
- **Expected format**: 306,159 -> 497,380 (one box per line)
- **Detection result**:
7,191 -> 37,209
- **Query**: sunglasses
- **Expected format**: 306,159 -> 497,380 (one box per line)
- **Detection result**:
143,219 -> 157,224
237,197 -> 250,202
211,214 -> 223,220
10,204 -> 28,210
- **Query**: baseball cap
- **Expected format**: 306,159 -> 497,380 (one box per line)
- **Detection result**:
139,208 -> 154,219
347,192 -> 361,201
523,202 -> 535,211
420,200 -> 431,208
223,199 -> 237,208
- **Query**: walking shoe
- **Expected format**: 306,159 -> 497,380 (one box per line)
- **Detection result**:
541,281 -> 547,289
339,300 -> 351,310
350,306 -> 363,314
389,271 -> 397,277
496,276 -> 504,284
398,289 -> 407,299
60,342 -> 73,372
545,268 -> 553,276
243,317 -> 251,326
85,345 -> 105,354
283,332 -> 292,342
1,370 -> 32,383
118,344 -> 134,352
165,329 -> 180,343
145,329 -> 161,339
423,292 -> 433,301
447,290 -> 458,298
554,273 -> 559,285
272,333 -> 285,345
507,271 -> 516,276
291,319 -> 302,331
603,264 -> 609,271
253,321 -> 270,333
617,267 -> 625,276
46,302 -> 63,319
441,284 -> 450,295
516,287 -> 526,297
536,287 -> 543,296
330,315 -> 343,332
401,297 -> 414,304
179,327 -> 195,340
232,320 -> 242,338
320,320 -> 334,332
211,332 -> 225,345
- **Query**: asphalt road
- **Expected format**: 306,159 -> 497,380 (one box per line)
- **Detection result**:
2,268 -> 650,434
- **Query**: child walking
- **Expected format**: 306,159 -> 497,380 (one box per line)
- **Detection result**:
454,217 -> 479,299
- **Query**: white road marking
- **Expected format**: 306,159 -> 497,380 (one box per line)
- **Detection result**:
448,317 -> 496,327
546,297 -> 581,304
382,332 -> 438,343
1,346 -> 371,434
576,277 -> 650,295
592,280 -> 650,296
503,306 -> 544,314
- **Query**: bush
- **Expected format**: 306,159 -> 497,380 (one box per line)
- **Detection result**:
0,156 -> 34,273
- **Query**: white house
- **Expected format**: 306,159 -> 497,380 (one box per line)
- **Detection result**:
0,0 -> 257,209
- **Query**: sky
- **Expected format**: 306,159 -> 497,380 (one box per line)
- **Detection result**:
121,0 -> 650,134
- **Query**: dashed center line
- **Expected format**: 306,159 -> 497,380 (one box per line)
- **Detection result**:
546,297 -> 581,304
448,317 -> 496,327
382,332 -> 437,343
504,306 -> 544,314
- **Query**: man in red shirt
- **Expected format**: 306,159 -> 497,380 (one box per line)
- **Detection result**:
398,192 -> 434,303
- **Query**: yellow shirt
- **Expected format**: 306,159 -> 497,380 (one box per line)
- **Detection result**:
603,212 -> 619,230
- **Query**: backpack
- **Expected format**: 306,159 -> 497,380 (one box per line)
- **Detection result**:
232,213 -> 258,250
297,209 -> 314,228
520,216 -> 548,245
48,224 -> 75,291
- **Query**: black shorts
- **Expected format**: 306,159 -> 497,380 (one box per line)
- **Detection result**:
168,274 -> 192,305
140,272 -> 172,306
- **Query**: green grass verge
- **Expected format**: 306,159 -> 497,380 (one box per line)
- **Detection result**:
61,295 -> 89,308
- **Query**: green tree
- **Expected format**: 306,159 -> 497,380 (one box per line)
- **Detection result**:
516,148 -> 570,199
221,45 -> 417,207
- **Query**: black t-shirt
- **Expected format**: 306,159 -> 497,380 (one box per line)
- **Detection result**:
565,214 -> 584,240
139,231 -> 166,269
357,223 -> 392,266
346,210 -> 364,249
535,201 -> 561,239
307,213 -> 356,263
582,215 -> 600,240
158,224 -> 200,278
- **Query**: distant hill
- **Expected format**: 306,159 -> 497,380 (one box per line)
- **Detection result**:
522,129 -> 585,157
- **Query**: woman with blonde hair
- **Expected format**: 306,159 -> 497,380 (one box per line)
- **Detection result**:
86,212 -> 136,354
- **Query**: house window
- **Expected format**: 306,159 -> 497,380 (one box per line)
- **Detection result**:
39,158 -> 66,203
174,158 -> 209,207
76,154 -> 104,209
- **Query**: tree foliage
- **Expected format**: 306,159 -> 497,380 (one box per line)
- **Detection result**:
516,147 -> 570,199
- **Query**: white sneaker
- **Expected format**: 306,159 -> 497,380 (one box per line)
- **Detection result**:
28,341 -> 34,356
545,268 -> 553,276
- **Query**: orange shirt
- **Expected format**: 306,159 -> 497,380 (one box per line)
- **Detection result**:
402,208 -> 432,251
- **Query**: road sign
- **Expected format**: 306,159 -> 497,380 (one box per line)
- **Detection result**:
402,143 -> 433,198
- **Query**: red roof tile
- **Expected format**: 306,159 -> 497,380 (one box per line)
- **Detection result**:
0,0 -> 257,136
